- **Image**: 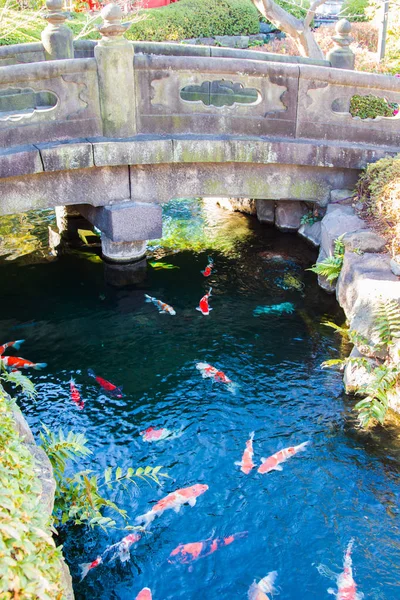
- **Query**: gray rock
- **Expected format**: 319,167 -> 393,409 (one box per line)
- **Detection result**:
259,22 -> 277,33
320,205 -> 367,256
298,220 -> 321,247
275,200 -> 307,231
228,198 -> 256,214
249,34 -> 266,42
390,256 -> 400,276
198,37 -> 216,46
343,347 -> 379,394
256,199 -> 275,224
181,38 -> 198,45
11,405 -> 35,443
29,444 -> 56,516
330,188 -> 355,203
343,229 -> 386,253
214,35 -> 238,48
316,247 -> 336,293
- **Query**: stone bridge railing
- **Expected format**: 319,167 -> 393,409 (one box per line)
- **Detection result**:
0,2 -> 399,262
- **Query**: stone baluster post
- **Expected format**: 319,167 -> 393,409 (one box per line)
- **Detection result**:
326,19 -> 355,70
95,4 -> 136,137
41,0 -> 74,61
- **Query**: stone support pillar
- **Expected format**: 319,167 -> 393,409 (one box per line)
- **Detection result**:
41,0 -> 74,61
256,200 -> 275,224
101,237 -> 147,263
95,4 -> 136,137
326,19 -> 355,70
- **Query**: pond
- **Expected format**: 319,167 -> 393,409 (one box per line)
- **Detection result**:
0,199 -> 399,600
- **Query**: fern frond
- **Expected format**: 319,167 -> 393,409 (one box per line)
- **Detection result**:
321,359 -> 346,370
322,321 -> 350,338
354,363 -> 400,427
308,256 -> 343,283
373,299 -> 400,347
2,371 -> 37,400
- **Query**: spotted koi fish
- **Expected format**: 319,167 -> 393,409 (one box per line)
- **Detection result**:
196,288 -> 212,316
136,588 -> 152,600
248,571 -> 278,600
135,484 -> 208,527
70,379 -> 84,410
141,426 -> 173,442
88,369 -> 123,398
196,362 -> 231,384
145,294 -> 176,315
258,441 -> 309,474
79,556 -> 102,581
0,339 -> 24,356
327,539 -> 364,600
106,532 -> 142,564
201,257 -> 214,277
168,531 -> 248,565
235,432 -> 255,474
0,355 -> 47,371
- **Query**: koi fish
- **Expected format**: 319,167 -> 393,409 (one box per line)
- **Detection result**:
135,484 -> 208,527
106,532 -> 142,564
201,257 -> 214,277
235,432 -> 255,474
196,288 -> 212,316
79,556 -> 102,581
196,362 -> 236,392
136,589 -> 152,600
88,368 -> 123,398
145,294 -> 176,315
70,378 -> 84,410
253,302 -> 295,317
168,531 -> 248,565
0,356 -> 47,371
258,441 -> 309,474
141,426 -> 172,442
327,539 -> 364,600
248,571 -> 278,600
0,339 -> 24,356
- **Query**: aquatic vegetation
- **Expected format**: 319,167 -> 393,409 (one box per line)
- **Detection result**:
0,382 -> 66,599
253,302 -> 295,316
77,228 -> 99,246
275,272 -> 305,293
308,235 -> 345,284
40,426 -> 168,530
149,261 -> 179,270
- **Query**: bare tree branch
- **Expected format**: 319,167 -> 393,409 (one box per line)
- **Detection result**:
304,0 -> 329,28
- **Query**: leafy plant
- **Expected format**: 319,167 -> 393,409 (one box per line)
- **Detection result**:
373,298 -> 400,348
40,426 -> 168,529
350,94 -> 398,119
354,364 -> 400,427
307,235 -> 345,283
0,367 -> 38,399
300,211 -> 320,226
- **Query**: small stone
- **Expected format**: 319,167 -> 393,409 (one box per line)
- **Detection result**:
256,199 -> 275,224
343,230 -> 386,253
330,188 -> 355,203
275,200 -> 307,231
298,221 -> 321,247
390,256 -> 400,276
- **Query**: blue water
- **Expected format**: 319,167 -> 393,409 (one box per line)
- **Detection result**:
0,199 -> 399,600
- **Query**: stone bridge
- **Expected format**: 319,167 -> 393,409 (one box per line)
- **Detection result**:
0,1 -> 399,261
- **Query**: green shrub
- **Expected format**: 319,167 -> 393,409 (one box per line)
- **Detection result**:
350,94 -> 398,119
307,235 -> 345,283
127,0 -> 260,42
341,0 -> 370,21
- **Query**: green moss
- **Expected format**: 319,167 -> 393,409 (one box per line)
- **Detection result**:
0,383 -> 66,599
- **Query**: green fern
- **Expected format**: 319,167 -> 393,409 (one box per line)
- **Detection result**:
307,235 -> 345,283
322,321 -> 371,349
321,356 -> 372,371
373,299 -> 400,348
354,364 -> 400,427
0,369 -> 37,400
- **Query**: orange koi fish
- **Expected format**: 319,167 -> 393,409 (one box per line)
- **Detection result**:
135,484 -> 208,527
0,355 -> 47,371
196,288 -> 212,316
168,531 -> 247,565
201,257 -> 214,277
0,339 -> 24,356
136,588 -> 152,600
88,369 -> 123,398
235,432 -> 255,474
145,294 -> 176,315
70,379 -> 84,410
79,556 -> 102,581
258,441 -> 309,474
141,426 -> 172,442
248,571 -> 278,600
327,539 -> 363,600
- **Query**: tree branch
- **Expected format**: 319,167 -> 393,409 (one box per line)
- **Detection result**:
304,0 -> 329,28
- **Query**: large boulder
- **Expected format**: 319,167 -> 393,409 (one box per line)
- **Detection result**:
321,205 -> 367,256
342,230 -> 387,253
275,200 -> 307,231
256,199 -> 275,224
298,220 -> 321,247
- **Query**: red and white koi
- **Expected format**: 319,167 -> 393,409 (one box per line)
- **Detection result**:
79,556 -> 102,581
135,484 -> 209,527
327,539 -> 364,600
88,368 -> 123,398
0,355 -> 47,371
201,257 -> 214,277
196,288 -> 212,316
248,571 -> 278,600
258,441 -> 309,474
196,362 -> 231,384
0,339 -> 24,356
168,531 -> 248,565
235,432 -> 255,474
70,378 -> 84,410
145,294 -> 176,315
106,532 -> 142,564
136,588 -> 152,600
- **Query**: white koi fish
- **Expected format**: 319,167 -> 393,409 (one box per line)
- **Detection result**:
327,539 -> 364,600
135,484 -> 208,528
248,570 -> 278,600
145,294 -> 176,315
235,432 -> 255,474
258,441 -> 309,474
79,556 -> 102,581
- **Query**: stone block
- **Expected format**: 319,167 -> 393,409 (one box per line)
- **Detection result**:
342,230 -> 386,253
236,36 -> 250,49
298,220 -> 322,247
320,205 -> 367,256
275,200 -> 307,231
256,199 -> 275,223
214,35 -> 238,48
36,140 -> 93,172
198,37 -> 216,46
92,137 -> 173,167
330,188 -> 355,203
77,201 -> 162,242
0,145 -> 43,178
